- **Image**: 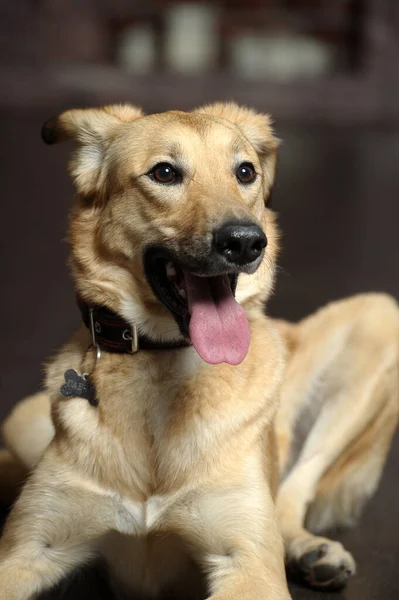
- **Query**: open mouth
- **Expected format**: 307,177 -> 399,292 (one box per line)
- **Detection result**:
143,249 -> 251,366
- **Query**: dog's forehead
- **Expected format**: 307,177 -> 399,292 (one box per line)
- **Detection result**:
119,111 -> 250,155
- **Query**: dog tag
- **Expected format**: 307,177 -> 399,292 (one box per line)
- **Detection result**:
60,369 -> 98,407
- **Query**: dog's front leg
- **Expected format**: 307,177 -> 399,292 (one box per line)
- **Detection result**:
168,484 -> 291,600
0,447 -> 140,600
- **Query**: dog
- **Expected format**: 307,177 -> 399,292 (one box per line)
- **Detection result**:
0,102 -> 398,600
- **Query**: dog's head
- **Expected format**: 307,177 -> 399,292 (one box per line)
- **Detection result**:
42,102 -> 280,365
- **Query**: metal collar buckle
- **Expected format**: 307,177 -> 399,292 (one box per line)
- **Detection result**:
122,324 -> 139,354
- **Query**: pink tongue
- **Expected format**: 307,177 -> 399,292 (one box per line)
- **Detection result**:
184,273 -> 250,365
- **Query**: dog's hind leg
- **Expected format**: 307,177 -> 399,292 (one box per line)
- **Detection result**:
0,392 -> 54,505
275,294 -> 399,590
306,378 -> 398,533
2,391 -> 54,470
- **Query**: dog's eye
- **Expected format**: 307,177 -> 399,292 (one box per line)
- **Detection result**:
148,163 -> 180,184
236,163 -> 256,185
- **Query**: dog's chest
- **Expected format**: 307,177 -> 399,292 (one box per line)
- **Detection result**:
60,347 -> 241,509
114,492 -> 178,536
101,347 -> 202,431
83,349 -> 205,486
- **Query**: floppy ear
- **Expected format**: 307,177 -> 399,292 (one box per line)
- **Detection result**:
195,102 -> 279,203
41,104 -> 143,199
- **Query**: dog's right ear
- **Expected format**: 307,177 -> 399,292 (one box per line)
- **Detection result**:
41,104 -> 143,199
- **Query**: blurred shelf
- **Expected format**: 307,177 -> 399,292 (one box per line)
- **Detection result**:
1,64 -> 398,124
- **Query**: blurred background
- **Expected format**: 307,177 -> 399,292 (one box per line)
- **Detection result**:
1,1 -> 399,599
1,0 -> 398,120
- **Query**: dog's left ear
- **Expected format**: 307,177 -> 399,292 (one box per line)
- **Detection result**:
41,104 -> 144,199
195,102 -> 279,204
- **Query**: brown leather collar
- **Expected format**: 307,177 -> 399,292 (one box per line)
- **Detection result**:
77,297 -> 192,354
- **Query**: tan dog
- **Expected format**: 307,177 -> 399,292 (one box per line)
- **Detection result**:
0,103 -> 398,600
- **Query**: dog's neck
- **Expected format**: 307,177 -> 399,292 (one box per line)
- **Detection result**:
77,297 -> 192,355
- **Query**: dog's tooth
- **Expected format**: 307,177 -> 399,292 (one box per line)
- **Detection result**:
178,288 -> 187,300
166,262 -> 177,278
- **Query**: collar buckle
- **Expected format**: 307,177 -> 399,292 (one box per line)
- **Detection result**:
122,324 -> 139,354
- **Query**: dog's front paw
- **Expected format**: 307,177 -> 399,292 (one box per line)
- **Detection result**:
288,537 -> 356,591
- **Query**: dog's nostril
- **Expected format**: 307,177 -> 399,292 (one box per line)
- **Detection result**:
252,240 -> 264,253
214,222 -> 267,266
223,240 -> 241,255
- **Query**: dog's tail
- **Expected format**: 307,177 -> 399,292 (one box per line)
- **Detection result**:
0,392 -> 54,506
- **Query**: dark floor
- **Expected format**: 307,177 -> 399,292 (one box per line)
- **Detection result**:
1,109 -> 398,599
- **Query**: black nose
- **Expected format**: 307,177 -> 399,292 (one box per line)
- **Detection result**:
214,222 -> 267,266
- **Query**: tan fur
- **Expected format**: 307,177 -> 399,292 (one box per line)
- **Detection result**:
0,103 -> 398,599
